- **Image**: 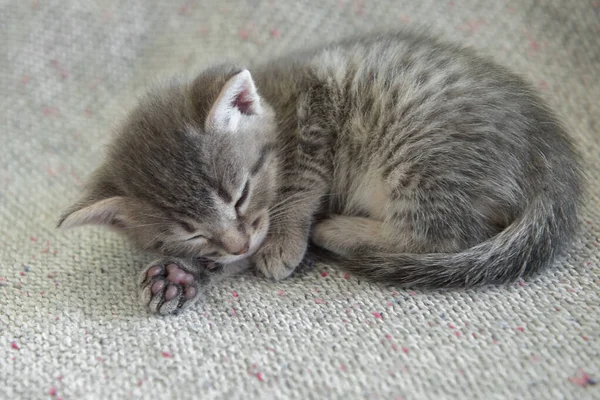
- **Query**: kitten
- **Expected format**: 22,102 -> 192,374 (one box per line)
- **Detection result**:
59,31 -> 583,315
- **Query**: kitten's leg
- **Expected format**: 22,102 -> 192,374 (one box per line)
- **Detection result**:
253,90 -> 334,280
253,174 -> 327,280
312,215 -> 397,255
139,258 -> 250,315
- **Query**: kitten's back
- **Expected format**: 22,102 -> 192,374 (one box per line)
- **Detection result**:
261,31 -> 583,287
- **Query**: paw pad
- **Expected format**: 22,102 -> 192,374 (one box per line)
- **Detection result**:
139,262 -> 200,315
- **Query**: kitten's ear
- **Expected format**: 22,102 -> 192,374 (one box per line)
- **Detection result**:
206,69 -> 262,132
57,196 -> 130,230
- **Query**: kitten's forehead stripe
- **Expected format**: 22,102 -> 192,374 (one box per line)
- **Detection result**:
217,186 -> 232,203
251,143 -> 276,176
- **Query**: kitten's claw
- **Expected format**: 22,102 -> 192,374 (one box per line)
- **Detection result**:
139,260 -> 202,315
252,236 -> 307,281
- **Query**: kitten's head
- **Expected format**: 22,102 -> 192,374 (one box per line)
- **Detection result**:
59,66 -> 279,264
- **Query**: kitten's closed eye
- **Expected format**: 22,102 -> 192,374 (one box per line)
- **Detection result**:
186,233 -> 206,241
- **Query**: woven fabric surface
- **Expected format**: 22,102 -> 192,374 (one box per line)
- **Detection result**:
1,1 -> 599,399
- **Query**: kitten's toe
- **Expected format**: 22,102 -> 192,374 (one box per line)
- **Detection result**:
139,260 -> 202,315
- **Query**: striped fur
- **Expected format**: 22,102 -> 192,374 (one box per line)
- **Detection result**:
60,30 -> 582,289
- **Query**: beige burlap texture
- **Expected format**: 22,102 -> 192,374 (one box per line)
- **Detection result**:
1,1 -> 599,399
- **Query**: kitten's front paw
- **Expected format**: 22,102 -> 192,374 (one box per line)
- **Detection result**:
138,260 -> 203,315
252,236 -> 307,281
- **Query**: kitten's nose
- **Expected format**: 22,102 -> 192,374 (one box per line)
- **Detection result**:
232,241 -> 250,255
221,231 -> 250,255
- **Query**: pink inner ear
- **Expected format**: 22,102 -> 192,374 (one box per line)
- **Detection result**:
232,86 -> 254,115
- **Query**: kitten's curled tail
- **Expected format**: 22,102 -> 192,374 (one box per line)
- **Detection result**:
311,195 -> 580,288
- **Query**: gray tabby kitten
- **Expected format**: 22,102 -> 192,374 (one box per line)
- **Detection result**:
59,31 -> 582,315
